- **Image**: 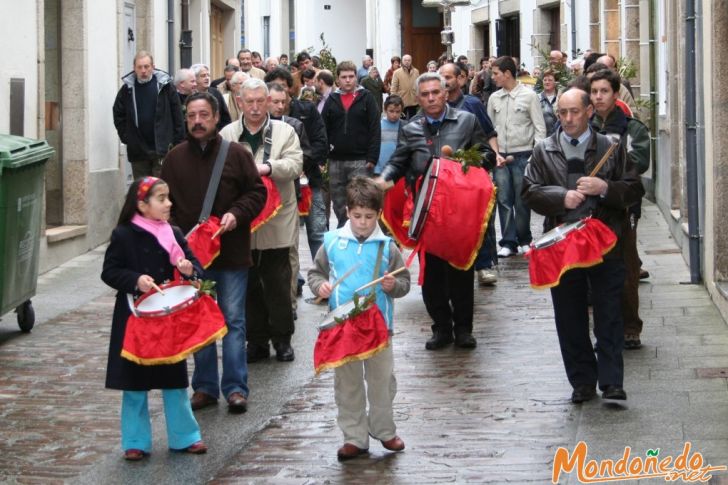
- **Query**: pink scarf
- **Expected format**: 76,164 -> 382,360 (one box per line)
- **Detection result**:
131,214 -> 186,267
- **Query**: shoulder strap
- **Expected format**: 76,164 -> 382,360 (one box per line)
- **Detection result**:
199,139 -> 230,223
372,241 -> 385,281
262,123 -> 273,164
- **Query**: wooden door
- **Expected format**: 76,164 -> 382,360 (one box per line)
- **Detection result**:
401,0 -> 444,73
210,5 -> 224,77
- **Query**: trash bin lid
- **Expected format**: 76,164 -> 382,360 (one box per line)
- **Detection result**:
0,134 -> 55,170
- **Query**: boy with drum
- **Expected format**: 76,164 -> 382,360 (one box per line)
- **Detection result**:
308,177 -> 411,461
522,88 -> 644,404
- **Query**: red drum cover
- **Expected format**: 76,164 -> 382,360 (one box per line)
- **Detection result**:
314,304 -> 390,374
122,284 -> 227,366
186,216 -> 221,269
251,176 -> 283,233
380,179 -> 417,248
526,217 -> 618,289
415,158 -> 496,270
298,184 -> 312,216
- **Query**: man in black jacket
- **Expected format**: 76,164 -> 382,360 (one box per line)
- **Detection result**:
376,72 -> 493,351
113,51 -> 184,179
522,88 -> 644,404
321,61 -> 381,227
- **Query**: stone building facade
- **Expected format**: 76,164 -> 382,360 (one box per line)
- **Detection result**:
0,0 -> 239,273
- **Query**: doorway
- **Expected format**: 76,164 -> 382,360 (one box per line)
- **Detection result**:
400,0 -> 444,72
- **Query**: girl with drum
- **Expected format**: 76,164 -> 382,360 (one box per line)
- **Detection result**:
101,177 -> 207,460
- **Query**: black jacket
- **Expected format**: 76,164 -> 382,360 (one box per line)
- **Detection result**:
321,87 -> 381,163
101,224 -> 202,390
288,99 -> 328,187
112,69 -> 185,162
380,105 -> 494,190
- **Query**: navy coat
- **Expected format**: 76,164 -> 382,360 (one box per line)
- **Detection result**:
101,223 -> 202,391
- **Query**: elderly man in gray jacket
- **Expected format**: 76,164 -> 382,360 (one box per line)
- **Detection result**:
220,78 -> 303,363
376,72 -> 494,351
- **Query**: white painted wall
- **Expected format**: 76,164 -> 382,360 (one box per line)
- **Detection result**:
0,1 -> 39,137
295,0 -> 367,67
451,6 -> 472,58
574,0 -> 591,53
88,0 -> 120,171
368,0 -> 401,70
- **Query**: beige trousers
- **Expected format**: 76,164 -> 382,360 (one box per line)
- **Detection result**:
333,344 -> 397,449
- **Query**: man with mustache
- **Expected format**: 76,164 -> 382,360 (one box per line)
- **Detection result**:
113,50 -> 184,179
161,91 -> 267,413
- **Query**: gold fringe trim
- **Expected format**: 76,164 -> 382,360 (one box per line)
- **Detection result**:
121,326 -> 228,366
202,250 -> 220,269
251,203 -> 283,233
529,239 -> 618,290
314,339 -> 390,375
379,214 -> 415,248
448,185 -> 498,271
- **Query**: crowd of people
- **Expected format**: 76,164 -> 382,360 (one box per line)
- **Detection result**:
108,45 -> 650,461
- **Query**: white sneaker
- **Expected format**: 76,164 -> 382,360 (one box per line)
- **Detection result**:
497,247 -> 514,258
477,269 -> 497,286
519,245 -> 531,254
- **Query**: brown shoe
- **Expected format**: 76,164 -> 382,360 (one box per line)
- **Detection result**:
381,435 -> 405,451
337,443 -> 369,461
190,391 -> 218,411
123,449 -> 149,461
227,392 -> 248,413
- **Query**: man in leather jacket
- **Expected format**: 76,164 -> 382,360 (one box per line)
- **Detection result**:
376,72 -> 494,351
522,88 -> 644,405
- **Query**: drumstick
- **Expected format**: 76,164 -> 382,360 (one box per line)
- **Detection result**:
313,263 -> 362,304
151,282 -> 165,296
211,226 -> 225,240
588,143 -> 618,177
353,266 -> 408,294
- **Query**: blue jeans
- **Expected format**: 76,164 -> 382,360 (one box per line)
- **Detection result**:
121,389 -> 201,452
302,185 -> 327,260
475,209 -> 497,270
493,152 -> 533,250
192,268 -> 249,399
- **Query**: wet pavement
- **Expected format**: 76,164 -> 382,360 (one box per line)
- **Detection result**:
1,201 -> 728,484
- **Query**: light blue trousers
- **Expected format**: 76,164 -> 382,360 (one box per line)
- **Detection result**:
121,389 -> 201,452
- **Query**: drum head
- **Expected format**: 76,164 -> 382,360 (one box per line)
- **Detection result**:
408,158 -> 441,240
319,300 -> 358,330
533,220 -> 586,249
136,283 -> 198,315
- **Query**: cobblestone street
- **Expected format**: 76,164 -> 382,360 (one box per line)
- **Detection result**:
1,201 -> 728,484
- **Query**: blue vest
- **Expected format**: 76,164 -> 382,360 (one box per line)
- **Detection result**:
323,229 -> 395,329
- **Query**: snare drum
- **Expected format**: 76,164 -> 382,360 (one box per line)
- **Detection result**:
314,301 -> 389,374
121,281 -> 227,366
531,220 -> 586,250
526,217 -> 618,289
407,157 -> 496,271
251,176 -> 283,233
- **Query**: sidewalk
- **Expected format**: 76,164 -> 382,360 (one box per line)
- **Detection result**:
211,201 -> 728,484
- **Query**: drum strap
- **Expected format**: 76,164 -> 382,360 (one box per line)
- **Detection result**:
371,242 -> 385,288
199,139 -> 230,223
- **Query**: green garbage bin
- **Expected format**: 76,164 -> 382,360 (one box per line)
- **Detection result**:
0,135 -> 54,332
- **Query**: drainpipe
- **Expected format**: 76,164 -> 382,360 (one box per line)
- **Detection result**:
179,0 -> 192,68
684,0 -> 701,283
570,0 -> 576,58
647,0 -> 657,193
167,0 -> 174,73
